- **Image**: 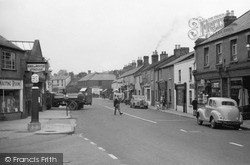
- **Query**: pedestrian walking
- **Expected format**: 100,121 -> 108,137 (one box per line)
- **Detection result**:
191,98 -> 198,116
114,96 -> 123,115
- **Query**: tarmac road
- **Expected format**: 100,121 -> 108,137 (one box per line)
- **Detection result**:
73,98 -> 250,165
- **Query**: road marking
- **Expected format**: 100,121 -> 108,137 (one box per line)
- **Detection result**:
84,138 -> 89,141
108,154 -> 118,159
189,131 -> 201,133
104,106 -> 157,124
98,147 -> 106,151
156,119 -> 188,122
229,142 -> 244,147
180,129 -> 187,133
79,133 -> 83,137
90,142 -> 96,145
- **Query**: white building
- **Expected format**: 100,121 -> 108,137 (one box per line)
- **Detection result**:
51,75 -> 71,93
174,52 -> 195,114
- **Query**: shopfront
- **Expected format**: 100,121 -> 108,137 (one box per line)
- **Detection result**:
0,79 -> 23,120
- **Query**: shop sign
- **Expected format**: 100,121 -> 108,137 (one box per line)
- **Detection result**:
27,63 -> 46,73
212,82 -> 220,88
0,79 -> 23,89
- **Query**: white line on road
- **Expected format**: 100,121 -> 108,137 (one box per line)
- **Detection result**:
90,142 -> 96,145
229,142 -> 244,147
84,138 -> 89,141
104,106 -> 157,124
98,147 -> 106,151
180,129 -> 188,133
79,133 -> 83,137
108,154 -> 118,159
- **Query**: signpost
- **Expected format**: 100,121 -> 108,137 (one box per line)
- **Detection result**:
27,62 -> 46,132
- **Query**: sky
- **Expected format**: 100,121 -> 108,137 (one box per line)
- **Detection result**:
1,0 -> 250,74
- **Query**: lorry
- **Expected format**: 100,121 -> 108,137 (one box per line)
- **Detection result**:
47,87 -> 92,110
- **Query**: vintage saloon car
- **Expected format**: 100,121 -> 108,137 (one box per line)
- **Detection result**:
196,97 -> 243,129
130,95 -> 148,109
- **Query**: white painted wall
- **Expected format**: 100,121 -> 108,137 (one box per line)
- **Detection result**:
174,58 -> 195,114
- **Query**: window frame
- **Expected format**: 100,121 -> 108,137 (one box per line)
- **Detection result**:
1,50 -> 16,70
230,39 -> 237,62
216,43 -> 222,64
204,47 -> 209,67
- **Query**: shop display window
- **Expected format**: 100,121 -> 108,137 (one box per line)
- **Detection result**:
0,90 -> 20,113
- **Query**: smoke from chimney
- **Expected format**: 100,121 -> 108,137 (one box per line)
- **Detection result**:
155,19 -> 179,50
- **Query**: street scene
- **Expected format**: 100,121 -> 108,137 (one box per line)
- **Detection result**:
1,0 -> 250,165
1,98 -> 250,165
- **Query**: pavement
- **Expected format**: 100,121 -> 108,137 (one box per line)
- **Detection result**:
0,105 -> 249,140
0,109 -> 75,140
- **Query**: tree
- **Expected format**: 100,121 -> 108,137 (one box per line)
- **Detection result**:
77,72 -> 87,78
57,69 -> 68,76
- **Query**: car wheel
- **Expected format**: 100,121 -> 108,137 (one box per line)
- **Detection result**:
210,117 -> 217,129
233,125 -> 240,130
197,114 -> 203,125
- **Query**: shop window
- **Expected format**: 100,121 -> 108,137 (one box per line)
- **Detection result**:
204,47 -> 209,67
1,51 -> 16,70
0,90 -> 20,113
230,39 -> 237,61
216,43 -> 222,64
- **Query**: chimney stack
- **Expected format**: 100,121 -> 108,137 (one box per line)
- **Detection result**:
223,10 -> 237,27
151,50 -> 159,64
132,60 -> 136,68
137,57 -> 143,67
143,56 -> 149,66
174,45 -> 189,57
160,51 -> 168,60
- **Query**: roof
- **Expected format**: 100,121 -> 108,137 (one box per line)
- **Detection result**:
160,51 -> 195,69
198,10 -> 250,45
11,41 -> 34,51
78,73 -> 95,81
119,65 -> 144,78
79,73 -> 116,81
0,35 -> 24,51
51,75 -> 70,80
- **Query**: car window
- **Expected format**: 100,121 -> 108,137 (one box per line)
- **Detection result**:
222,101 -> 235,106
208,99 -> 213,106
212,100 -> 217,107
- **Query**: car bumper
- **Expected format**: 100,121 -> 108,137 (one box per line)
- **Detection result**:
217,120 -> 242,126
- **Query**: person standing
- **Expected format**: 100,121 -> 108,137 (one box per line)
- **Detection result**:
114,96 -> 123,115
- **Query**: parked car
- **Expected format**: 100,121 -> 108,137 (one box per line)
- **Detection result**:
130,95 -> 148,109
196,97 -> 243,130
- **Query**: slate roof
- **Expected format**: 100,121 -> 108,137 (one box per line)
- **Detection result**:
198,10 -> 250,45
119,65 -> 144,78
51,75 -> 70,80
78,73 -> 116,81
160,51 -> 195,69
0,35 -> 24,51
